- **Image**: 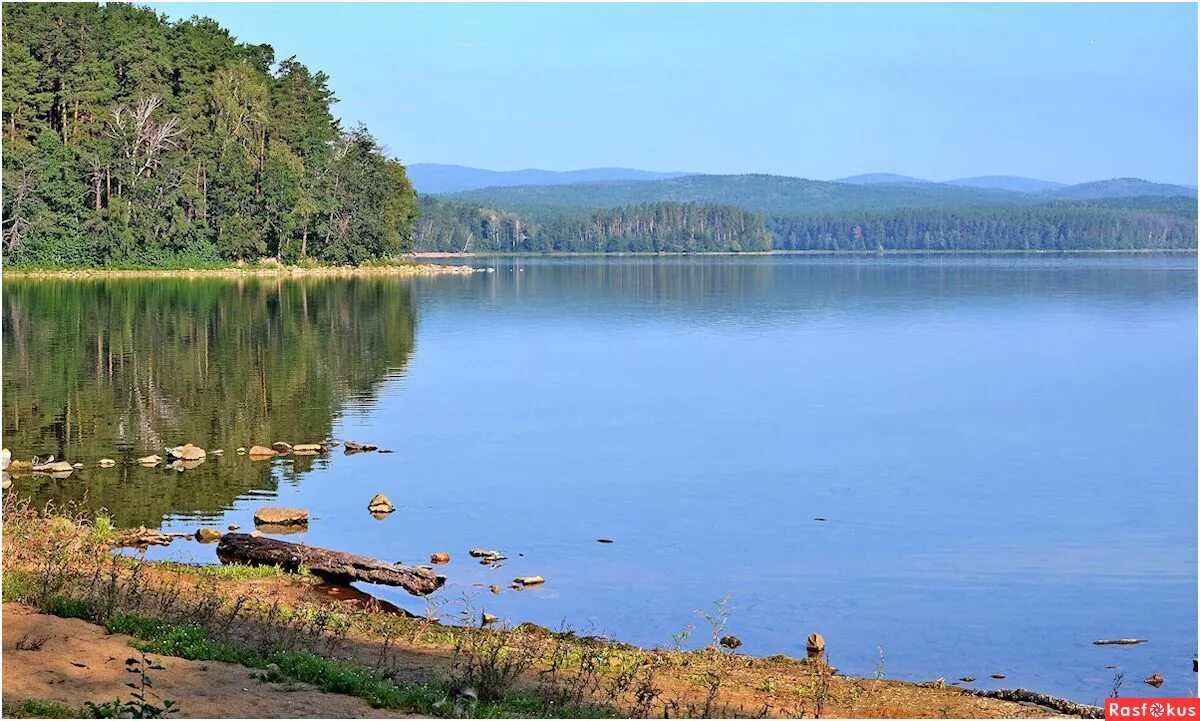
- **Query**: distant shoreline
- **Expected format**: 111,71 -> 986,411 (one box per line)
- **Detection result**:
415,248 -> 1197,258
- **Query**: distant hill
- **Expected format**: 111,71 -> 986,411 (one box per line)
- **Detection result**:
444,174 -> 1023,214
837,173 -> 931,185
406,164 -> 691,194
948,175 -> 1065,193
1046,178 -> 1197,200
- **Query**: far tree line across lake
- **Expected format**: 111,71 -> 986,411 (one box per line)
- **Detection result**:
3,2 -> 1196,267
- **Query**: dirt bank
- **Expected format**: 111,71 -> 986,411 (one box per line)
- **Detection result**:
2,603 -> 411,718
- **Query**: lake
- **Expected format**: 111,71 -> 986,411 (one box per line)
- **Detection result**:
3,254 -> 1196,703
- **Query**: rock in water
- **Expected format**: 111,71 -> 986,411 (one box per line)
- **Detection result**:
991,673 -> 1006,679
178,444 -> 206,461
195,528 -> 223,543
368,494 -> 395,514
272,441 -> 293,452
248,446 -> 278,459
7,460 -> 32,475
292,443 -> 323,453
137,455 -> 162,466
806,632 -> 826,660
1,448 -> 9,470
430,552 -> 450,564
98,458 -> 116,467
959,676 -> 976,683
513,576 -> 545,586
489,585 -> 501,595
1,472 -> 11,490
720,635 -> 743,651
1145,673 -> 1164,688
254,507 -> 309,526
481,613 -> 499,626
34,460 -> 75,474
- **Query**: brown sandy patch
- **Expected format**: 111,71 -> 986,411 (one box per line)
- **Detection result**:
2,603 -> 417,718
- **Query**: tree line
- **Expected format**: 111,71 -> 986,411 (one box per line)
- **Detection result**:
2,3 -> 417,267
416,198 -> 772,253
767,200 -> 1197,251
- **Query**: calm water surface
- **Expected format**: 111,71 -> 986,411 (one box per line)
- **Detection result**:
4,255 -> 1196,702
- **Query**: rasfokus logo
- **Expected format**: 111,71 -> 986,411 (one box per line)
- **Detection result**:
1107,699 -> 1200,719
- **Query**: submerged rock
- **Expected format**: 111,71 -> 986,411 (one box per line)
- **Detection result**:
272,441 -> 293,452
98,458 -> 116,467
254,507 -> 309,526
991,674 -> 1006,679
470,548 -> 503,558
292,443 -> 323,453
34,460 -> 75,475
248,446 -> 278,459
513,575 -> 545,586
137,455 -> 162,466
367,494 -> 395,514
195,528 -> 223,543
430,552 -> 450,564
959,676 -> 976,683
168,443 -> 206,461
1145,673 -> 1164,688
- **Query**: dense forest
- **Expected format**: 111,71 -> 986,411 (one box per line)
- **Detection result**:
416,198 -> 771,253
2,3 -> 416,267
768,199 -> 1198,251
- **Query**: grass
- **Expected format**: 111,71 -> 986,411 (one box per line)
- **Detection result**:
155,561 -> 288,579
103,613 -> 612,717
4,700 -> 82,718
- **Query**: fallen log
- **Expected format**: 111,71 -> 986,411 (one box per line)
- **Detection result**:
215,533 -> 445,596
966,688 -> 1102,718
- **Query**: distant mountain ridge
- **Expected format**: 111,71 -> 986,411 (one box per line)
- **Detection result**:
948,175 -> 1066,193
837,173 -> 931,185
407,164 -> 690,194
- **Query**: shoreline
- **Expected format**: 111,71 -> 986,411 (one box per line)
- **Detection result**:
1,504 -> 1101,719
1,261 -> 484,280
415,248 -> 1196,258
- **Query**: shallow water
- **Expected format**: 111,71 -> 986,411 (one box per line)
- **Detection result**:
4,254 -> 1196,702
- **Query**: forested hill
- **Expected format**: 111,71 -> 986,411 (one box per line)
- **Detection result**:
2,3 -> 417,267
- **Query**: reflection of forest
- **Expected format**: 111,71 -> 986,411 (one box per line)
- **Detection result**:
2,277 -> 417,527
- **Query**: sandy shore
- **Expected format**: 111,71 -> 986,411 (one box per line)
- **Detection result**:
2,262 -> 482,280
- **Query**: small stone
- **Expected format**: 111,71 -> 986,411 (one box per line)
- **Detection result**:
98,458 -> 116,467
227,525 -> 240,531
806,632 -> 826,660
1145,673 -> 1164,688
272,441 -> 293,452
248,446 -> 277,459
596,538 -> 614,543
210,449 -> 224,456
489,585 -> 501,595
430,552 -> 450,564
1,448 -> 9,470
368,494 -> 395,514
720,635 -> 743,651
513,576 -> 545,586
470,548 -> 502,558
959,676 -> 976,683
254,507 -> 309,526
250,530 -> 263,538
195,528 -> 223,543
379,449 -> 395,454
991,674 -> 1006,679
1,472 -> 11,490
292,443 -> 322,453
481,613 -> 498,626
72,462 -> 83,469
236,447 -> 246,454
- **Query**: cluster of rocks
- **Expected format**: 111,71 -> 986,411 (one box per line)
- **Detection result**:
243,441 -> 331,459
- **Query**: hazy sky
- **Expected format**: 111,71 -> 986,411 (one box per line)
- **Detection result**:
151,3 -> 1197,185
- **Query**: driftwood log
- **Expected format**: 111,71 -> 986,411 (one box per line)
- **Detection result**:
966,689 -> 1103,719
215,533 -> 445,596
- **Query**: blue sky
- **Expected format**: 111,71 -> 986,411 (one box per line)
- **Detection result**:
151,3 -> 1197,185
